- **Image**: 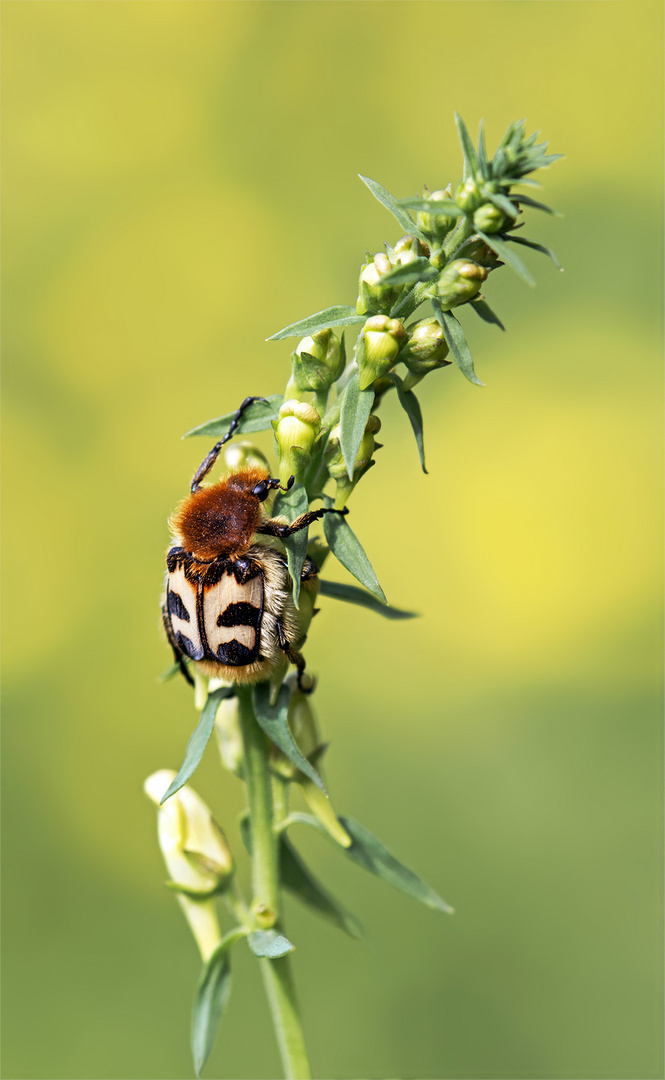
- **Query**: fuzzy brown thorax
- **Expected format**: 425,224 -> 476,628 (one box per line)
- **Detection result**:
170,467 -> 269,561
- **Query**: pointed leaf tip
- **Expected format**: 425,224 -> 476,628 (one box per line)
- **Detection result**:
160,687 -> 235,804
323,498 -> 387,602
339,816 -> 454,913
252,682 -> 326,792
191,931 -> 241,1077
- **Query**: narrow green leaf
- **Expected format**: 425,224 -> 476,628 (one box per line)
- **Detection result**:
477,118 -> 489,180
191,930 -> 243,1078
508,176 -> 542,188
379,257 -> 438,288
390,371 -> 427,473
158,662 -> 181,683
280,835 -> 363,939
183,395 -> 283,440
399,197 -> 464,218
252,682 -> 325,792
339,816 -> 454,914
511,194 -> 558,215
267,306 -> 366,342
248,930 -> 294,958
339,372 -> 374,480
476,230 -> 535,285
323,499 -> 386,602
318,579 -> 416,620
506,234 -> 562,269
485,190 -> 519,221
470,298 -> 505,331
455,112 -> 480,179
358,174 -> 428,241
273,483 -> 309,607
160,687 -> 235,805
431,300 -> 484,386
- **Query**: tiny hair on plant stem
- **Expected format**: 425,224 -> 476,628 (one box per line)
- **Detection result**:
145,113 -> 562,1079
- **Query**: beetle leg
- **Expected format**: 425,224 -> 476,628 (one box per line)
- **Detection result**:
275,618 -> 312,691
257,506 -> 348,539
190,396 -> 269,492
162,603 -> 195,687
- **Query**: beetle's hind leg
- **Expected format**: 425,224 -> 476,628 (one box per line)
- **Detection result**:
276,619 -> 314,693
191,396 -> 269,492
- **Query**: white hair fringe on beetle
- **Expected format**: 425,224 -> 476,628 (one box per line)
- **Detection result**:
145,114 -> 562,1080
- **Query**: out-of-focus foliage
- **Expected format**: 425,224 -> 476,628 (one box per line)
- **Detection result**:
2,2 -> 662,1078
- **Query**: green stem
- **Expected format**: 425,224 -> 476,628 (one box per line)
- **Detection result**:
237,686 -> 313,1080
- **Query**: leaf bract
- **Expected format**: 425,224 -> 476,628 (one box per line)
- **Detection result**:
160,687 -> 235,804
267,307 -> 365,341
431,300 -> 484,386
252,682 -> 325,792
340,373 -> 375,480
280,835 -> 363,938
339,816 -> 454,914
358,174 -> 428,241
323,500 -> 386,602
390,371 -> 427,473
273,483 -> 310,606
318,579 -> 416,619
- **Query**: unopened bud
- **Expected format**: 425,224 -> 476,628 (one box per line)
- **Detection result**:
325,414 -> 381,506
433,259 -> 487,311
224,441 -> 271,474
393,234 -> 431,264
473,203 -> 508,234
356,252 -> 401,315
358,315 -> 407,390
456,177 -> 483,213
416,188 -> 457,241
273,399 -> 321,485
144,771 -> 233,960
291,329 -> 344,392
400,317 -> 450,375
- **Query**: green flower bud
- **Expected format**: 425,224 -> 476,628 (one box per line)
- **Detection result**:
356,252 -> 401,315
325,415 -> 381,506
393,234 -> 431,264
433,259 -> 487,311
399,317 -> 451,375
473,203 -> 508,234
358,315 -> 407,391
455,177 -> 483,213
416,189 -> 457,241
273,399 -> 321,486
223,441 -> 271,474
290,329 -> 344,392
144,771 -> 234,960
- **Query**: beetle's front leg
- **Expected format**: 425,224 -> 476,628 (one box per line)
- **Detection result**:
257,506 -> 348,539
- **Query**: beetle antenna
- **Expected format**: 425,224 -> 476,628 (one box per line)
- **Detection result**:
191,396 -> 269,492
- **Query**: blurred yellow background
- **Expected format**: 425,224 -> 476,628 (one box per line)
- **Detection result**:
2,2 -> 662,1078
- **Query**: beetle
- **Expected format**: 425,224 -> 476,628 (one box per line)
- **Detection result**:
162,396 -> 347,687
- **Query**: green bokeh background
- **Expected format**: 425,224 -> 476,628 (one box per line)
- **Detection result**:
2,3 -> 663,1078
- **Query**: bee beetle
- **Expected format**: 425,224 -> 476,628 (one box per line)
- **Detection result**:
163,397 -> 347,688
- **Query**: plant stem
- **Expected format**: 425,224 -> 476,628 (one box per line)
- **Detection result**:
236,686 -> 313,1080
